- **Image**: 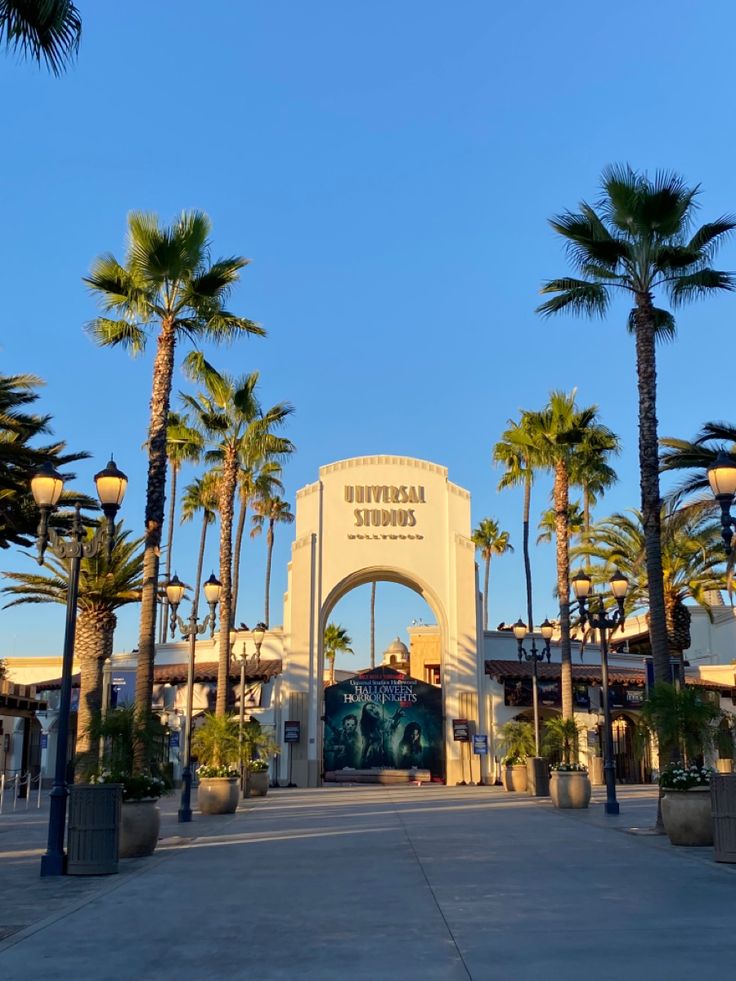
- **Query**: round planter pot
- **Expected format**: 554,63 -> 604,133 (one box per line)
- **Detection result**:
198,776 -> 240,815
661,787 -> 713,846
119,799 -> 160,858
245,771 -> 269,798
503,764 -> 529,793
716,759 -> 734,774
550,771 -> 591,809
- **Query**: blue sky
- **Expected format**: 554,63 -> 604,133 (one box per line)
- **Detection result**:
2,2 -> 735,669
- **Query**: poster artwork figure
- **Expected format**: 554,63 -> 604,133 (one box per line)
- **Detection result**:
396,722 -> 423,768
325,713 -> 361,769
360,702 -> 404,768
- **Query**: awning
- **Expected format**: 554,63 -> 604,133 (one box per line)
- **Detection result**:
35,658 -> 282,692
484,659 -> 734,693
0,680 -> 47,717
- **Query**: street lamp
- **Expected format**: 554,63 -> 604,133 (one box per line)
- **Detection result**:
32,457 -> 128,876
707,451 -> 736,553
512,617 -> 554,755
238,623 -> 267,790
166,571 -> 221,823
572,569 -> 629,816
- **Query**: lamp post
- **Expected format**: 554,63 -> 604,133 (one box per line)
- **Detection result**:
239,623 -> 266,791
707,451 -> 736,553
166,572 -> 221,823
572,569 -> 629,816
512,618 -> 554,755
31,457 -> 128,877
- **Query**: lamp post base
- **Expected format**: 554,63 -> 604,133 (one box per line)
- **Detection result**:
604,801 -> 620,815
178,807 -> 192,823
40,851 -> 66,877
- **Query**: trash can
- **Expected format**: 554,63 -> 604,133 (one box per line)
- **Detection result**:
66,783 -> 122,875
711,774 -> 736,863
589,757 -> 604,786
526,757 -> 550,797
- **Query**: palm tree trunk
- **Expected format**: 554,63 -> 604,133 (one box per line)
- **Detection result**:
370,582 -> 376,668
522,469 -> 534,639
75,610 -> 116,780
159,462 -> 178,645
634,294 -> 670,685
135,320 -> 176,767
231,495 -> 247,625
216,450 -> 239,716
328,652 -> 335,685
554,460 -> 573,719
483,556 -> 490,632
192,511 -> 209,619
264,521 -> 274,627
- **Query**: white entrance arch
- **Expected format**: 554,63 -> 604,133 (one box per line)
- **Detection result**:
278,455 -> 483,786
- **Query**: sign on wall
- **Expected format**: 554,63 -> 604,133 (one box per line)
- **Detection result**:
284,721 -> 301,743
452,719 -> 470,742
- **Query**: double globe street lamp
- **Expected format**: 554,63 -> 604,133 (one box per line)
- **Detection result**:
571,569 -> 629,816
512,617 -> 554,755
166,572 -> 222,823
31,458 -> 128,876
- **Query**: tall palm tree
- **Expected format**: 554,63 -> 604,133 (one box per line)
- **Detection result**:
232,459 -> 284,626
570,425 -> 620,542
493,414 -> 544,655
251,495 -> 294,629
538,165 -> 736,687
537,501 -> 584,546
182,358 -> 293,714
85,211 -> 263,737
528,391 -> 616,718
370,581 -> 377,669
158,412 -> 203,642
578,502 -> 725,662
1,523 -> 143,775
324,622 -> 354,686
180,471 -> 220,619
660,422 -> 736,507
471,518 -> 513,631
0,0 -> 81,75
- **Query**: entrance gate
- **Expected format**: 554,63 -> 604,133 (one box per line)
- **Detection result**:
278,456 -> 483,786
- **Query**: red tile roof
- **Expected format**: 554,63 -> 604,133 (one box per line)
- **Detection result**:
484,659 -> 734,692
35,659 -> 282,691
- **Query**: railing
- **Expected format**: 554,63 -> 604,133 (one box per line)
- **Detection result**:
0,771 -> 44,814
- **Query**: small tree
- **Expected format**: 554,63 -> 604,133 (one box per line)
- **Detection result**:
542,715 -> 583,765
641,683 -> 720,766
191,713 -> 240,771
498,720 -> 535,764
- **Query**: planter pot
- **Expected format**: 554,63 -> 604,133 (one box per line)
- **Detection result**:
550,771 -> 591,809
503,764 -> 528,792
716,759 -> 734,774
119,799 -> 160,858
661,787 -> 713,846
245,771 -> 269,798
198,776 -> 239,815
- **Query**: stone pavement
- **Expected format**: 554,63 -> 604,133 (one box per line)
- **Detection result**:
1,784 -> 735,980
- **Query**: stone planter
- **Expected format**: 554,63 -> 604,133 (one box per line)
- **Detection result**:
503,764 -> 528,792
119,799 -> 160,858
716,759 -> 734,774
661,787 -> 713,846
245,770 -> 269,798
198,776 -> 239,815
550,770 -> 591,809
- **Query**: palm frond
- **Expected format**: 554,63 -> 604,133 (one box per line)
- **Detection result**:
0,0 -> 81,75
85,318 -> 147,354
667,268 -> 736,306
537,280 -> 610,318
626,306 -> 676,341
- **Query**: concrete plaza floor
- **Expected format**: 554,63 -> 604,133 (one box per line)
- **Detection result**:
1,783 -> 735,980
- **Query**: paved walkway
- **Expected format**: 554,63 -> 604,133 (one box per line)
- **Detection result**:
1,784 -> 735,980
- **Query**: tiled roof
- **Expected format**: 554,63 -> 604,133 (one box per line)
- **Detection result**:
35,659 -> 282,691
484,659 -> 734,692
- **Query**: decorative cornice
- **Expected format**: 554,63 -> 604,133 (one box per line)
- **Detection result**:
319,456 -> 448,477
448,481 -> 471,500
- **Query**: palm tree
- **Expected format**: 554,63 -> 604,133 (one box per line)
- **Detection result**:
660,422 -> 736,507
324,622 -> 354,686
471,518 -> 513,631
180,471 -> 220,619
182,359 -> 293,714
0,0 -> 81,75
370,581 -> 377,669
528,391 -> 616,718
571,425 -> 620,542
1,523 -> 143,775
578,502 -> 725,663
232,459 -> 284,626
537,501 -> 584,546
158,412 -> 203,642
0,372 -> 89,551
538,165 -> 736,688
85,211 -> 263,736
251,495 -> 295,628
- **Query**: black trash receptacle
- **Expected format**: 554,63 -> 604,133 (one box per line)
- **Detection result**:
712,774 -> 736,864
67,783 -> 122,875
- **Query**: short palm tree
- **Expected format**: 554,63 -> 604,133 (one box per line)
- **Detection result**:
660,421 -> 736,507
0,0 -> 81,75
182,358 -> 293,714
85,211 -> 263,737
232,459 -> 284,626
179,471 -> 220,618
251,495 -> 295,628
324,622 -> 354,686
1,523 -> 143,775
539,165 -> 736,687
537,501 -> 584,546
471,518 -> 513,631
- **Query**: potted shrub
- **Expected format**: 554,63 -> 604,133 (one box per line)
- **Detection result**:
192,714 -> 240,815
543,716 -> 591,809
660,762 -> 714,846
245,758 -> 270,797
498,721 -> 535,792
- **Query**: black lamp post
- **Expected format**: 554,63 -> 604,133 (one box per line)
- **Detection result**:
512,618 -> 554,755
166,572 -> 221,823
707,451 -> 736,553
32,457 -> 128,877
238,623 -> 266,790
572,569 -> 629,816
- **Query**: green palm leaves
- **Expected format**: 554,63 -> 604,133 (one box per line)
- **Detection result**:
324,622 -> 354,686
471,518 -> 513,632
0,0 -> 81,75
